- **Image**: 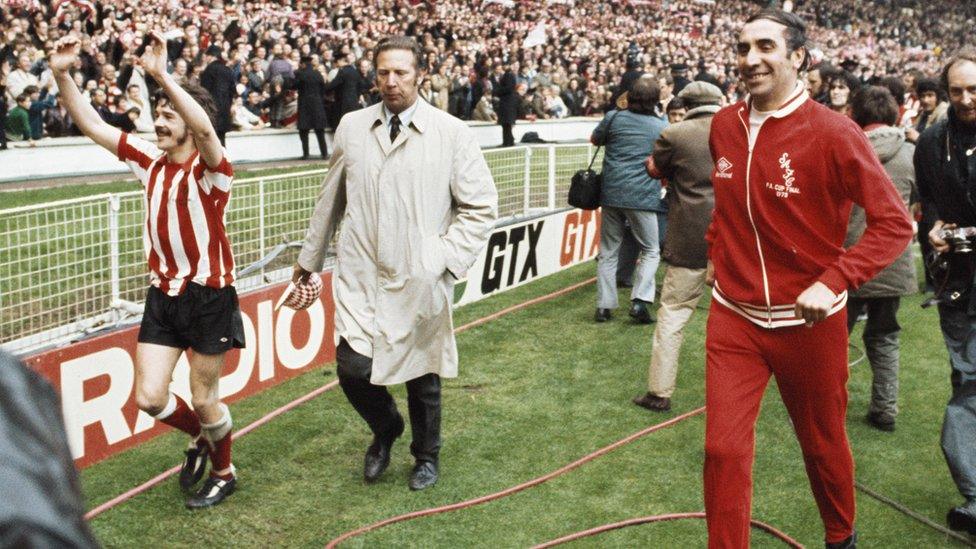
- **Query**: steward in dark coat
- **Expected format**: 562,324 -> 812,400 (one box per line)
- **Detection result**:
199,46 -> 236,141
325,63 -> 366,123
494,69 -> 518,125
291,65 -> 328,130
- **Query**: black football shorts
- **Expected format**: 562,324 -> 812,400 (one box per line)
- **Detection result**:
138,283 -> 246,355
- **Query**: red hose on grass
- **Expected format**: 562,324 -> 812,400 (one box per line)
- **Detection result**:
84,381 -> 339,520
531,513 -> 804,548
324,408 -> 709,548
84,277 -> 598,520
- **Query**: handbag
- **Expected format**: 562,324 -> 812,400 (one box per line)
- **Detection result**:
568,111 -> 619,210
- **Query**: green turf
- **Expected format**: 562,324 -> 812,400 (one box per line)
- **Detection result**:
81,262 -> 972,548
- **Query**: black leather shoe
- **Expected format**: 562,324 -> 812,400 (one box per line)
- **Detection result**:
364,414 -> 405,482
825,530 -> 857,549
866,411 -> 895,432
179,439 -> 209,489
948,499 -> 976,534
633,392 -> 671,412
629,300 -> 655,324
409,460 -> 438,491
186,475 -> 236,509
594,308 -> 612,322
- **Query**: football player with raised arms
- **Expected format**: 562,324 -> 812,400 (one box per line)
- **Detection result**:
49,31 -> 244,508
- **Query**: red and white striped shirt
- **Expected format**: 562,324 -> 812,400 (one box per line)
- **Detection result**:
117,132 -> 236,296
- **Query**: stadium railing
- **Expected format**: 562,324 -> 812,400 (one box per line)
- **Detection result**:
0,143 -> 603,355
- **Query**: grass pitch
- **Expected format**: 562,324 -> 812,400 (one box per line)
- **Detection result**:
81,261 -> 971,548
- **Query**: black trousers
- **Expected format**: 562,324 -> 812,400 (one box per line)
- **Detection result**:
616,223 -> 638,287
299,129 -> 328,158
501,123 -> 514,147
335,339 -> 441,463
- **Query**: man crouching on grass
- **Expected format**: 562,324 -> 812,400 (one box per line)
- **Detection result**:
50,32 -> 244,509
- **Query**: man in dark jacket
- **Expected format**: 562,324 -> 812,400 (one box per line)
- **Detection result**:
325,54 -> 367,123
633,81 -> 722,413
608,55 -> 643,112
200,45 -> 236,145
494,60 -> 518,147
917,48 -> 976,536
290,56 -> 329,159
844,86 -> 917,433
670,63 -> 692,95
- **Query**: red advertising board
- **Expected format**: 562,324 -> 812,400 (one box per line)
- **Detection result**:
22,274 -> 336,469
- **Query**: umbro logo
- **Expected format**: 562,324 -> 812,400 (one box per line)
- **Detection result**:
220,337 -> 229,342
715,157 -> 734,179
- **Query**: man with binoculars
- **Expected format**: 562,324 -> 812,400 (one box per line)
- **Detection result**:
916,47 -> 976,535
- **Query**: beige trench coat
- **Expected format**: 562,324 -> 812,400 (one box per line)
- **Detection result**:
429,73 -> 451,111
298,99 -> 498,385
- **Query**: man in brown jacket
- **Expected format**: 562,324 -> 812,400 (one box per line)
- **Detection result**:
633,81 -> 723,412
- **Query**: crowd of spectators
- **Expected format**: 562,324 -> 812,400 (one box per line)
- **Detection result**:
1,0 -> 973,148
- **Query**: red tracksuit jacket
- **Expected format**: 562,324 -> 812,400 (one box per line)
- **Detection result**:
705,88 -> 913,328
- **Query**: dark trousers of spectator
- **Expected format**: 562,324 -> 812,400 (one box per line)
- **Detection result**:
217,131 -> 226,146
501,123 -> 514,147
335,338 -> 441,464
846,296 -> 901,419
0,125 -> 6,150
616,224 -> 638,287
299,129 -> 328,159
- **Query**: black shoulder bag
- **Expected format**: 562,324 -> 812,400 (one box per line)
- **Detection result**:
568,111 -> 619,210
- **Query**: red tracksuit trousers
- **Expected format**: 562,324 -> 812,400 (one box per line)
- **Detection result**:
704,301 -> 855,548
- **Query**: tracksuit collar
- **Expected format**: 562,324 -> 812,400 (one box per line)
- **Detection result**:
742,82 -> 809,119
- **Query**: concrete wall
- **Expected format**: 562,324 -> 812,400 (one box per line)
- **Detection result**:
0,116 -> 600,183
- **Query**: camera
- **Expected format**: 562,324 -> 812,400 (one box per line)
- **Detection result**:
940,227 -> 976,253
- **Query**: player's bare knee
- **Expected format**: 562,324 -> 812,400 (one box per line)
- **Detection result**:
191,395 -> 218,415
135,390 -> 167,416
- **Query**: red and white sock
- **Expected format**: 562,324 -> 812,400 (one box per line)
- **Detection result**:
201,403 -> 234,480
153,394 -> 201,439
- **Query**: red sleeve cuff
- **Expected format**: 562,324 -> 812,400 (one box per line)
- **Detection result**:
818,268 -> 849,295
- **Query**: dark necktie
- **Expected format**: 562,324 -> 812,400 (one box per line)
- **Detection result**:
390,114 -> 401,142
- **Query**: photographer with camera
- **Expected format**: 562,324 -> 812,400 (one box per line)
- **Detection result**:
915,48 -> 976,535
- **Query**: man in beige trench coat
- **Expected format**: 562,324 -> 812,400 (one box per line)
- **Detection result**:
293,36 -> 497,490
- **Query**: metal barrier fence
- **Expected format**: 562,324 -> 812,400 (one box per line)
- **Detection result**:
0,143 -> 601,354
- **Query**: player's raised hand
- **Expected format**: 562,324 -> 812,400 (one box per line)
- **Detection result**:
49,36 -> 81,73
140,31 -> 168,79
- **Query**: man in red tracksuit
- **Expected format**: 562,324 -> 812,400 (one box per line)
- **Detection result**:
703,9 -> 913,549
